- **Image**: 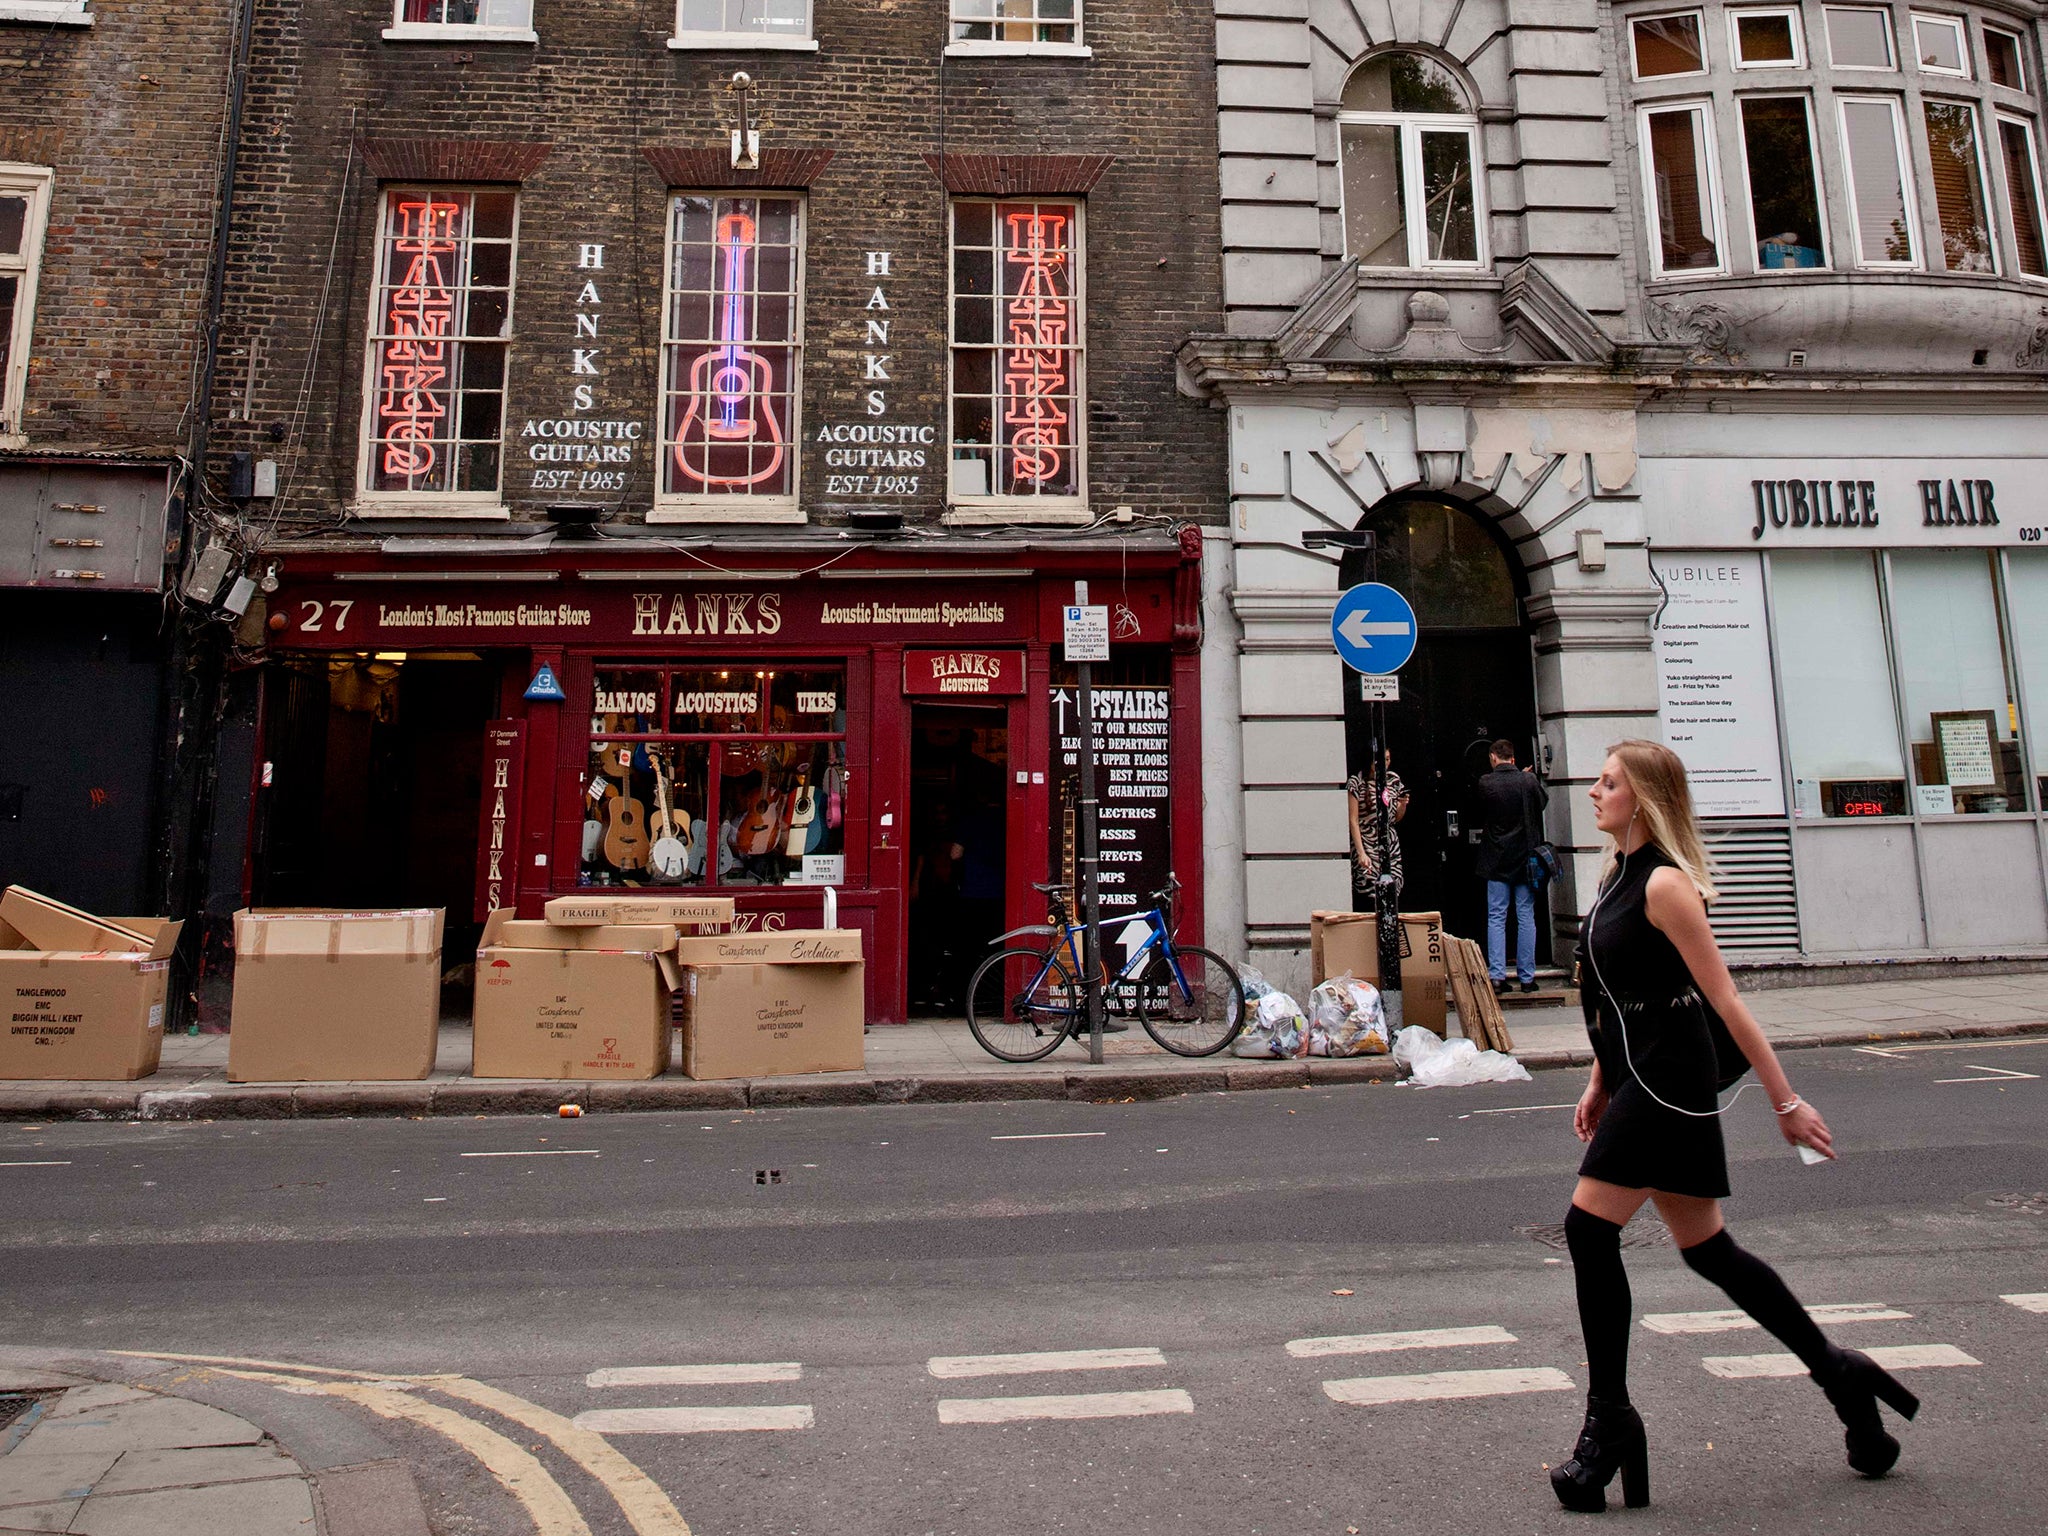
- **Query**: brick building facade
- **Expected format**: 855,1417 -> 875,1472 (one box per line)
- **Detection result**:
198,0 -> 1227,1022
0,0 -> 235,914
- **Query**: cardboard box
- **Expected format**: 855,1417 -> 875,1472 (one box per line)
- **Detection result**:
544,894 -> 736,929
675,928 -> 864,1079
229,909 -> 444,1082
471,910 -> 678,1079
1310,909 -> 1449,1037
0,887 -> 182,1080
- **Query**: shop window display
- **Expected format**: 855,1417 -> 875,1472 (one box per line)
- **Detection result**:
1888,550 -> 2027,813
2003,552 -> 2048,807
582,664 -> 846,887
1773,551 -> 1909,817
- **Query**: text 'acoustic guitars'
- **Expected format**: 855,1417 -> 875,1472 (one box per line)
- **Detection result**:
672,210 -> 785,490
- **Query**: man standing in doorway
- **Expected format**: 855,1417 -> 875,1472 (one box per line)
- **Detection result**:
1476,739 -> 1548,995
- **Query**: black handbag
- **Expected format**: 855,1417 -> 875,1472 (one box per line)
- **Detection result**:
1687,990 -> 1751,1093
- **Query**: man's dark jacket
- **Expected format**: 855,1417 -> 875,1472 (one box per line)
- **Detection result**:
1474,765 -> 1549,883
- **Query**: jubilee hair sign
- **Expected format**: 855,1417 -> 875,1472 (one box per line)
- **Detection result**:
1636,459 -> 2038,547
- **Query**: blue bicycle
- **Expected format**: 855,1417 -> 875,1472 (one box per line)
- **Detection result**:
965,875 -> 1245,1061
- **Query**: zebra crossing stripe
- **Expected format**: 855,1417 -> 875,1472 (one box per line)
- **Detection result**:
2002,1293 -> 2048,1314
586,1363 -> 802,1388
571,1405 -> 814,1434
1642,1303 -> 1911,1335
1287,1326 -> 1515,1359
1702,1344 -> 1980,1380
937,1389 -> 1194,1424
1321,1368 -> 1577,1406
927,1348 -> 1165,1379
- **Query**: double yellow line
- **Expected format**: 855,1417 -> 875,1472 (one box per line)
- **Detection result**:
114,1351 -> 690,1536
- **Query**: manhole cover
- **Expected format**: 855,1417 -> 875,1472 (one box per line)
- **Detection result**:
0,1392 -> 50,1434
1519,1221 -> 1672,1251
1984,1192 -> 2048,1216
754,1168 -> 785,1186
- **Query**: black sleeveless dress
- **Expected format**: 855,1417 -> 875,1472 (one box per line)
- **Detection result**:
1578,845 -> 1731,1199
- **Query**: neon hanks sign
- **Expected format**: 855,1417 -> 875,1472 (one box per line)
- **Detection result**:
1000,208 -> 1071,492
377,198 -> 461,482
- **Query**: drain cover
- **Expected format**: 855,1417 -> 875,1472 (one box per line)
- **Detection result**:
754,1168 -> 784,1186
1985,1192 -> 2048,1216
1519,1221 -> 1672,1251
0,1393 -> 49,1434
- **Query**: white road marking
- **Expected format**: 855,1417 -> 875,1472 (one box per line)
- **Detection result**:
936,1389 -> 1193,1424
989,1132 -> 1107,1141
1854,1046 -> 1908,1059
1642,1303 -> 1911,1335
0,1160 -> 71,1167
1855,1037 -> 2048,1055
1287,1326 -> 1515,1358
2001,1293 -> 2048,1313
1322,1368 -> 1577,1406
1933,1064 -> 2039,1083
1468,1104 -> 1576,1115
928,1348 -> 1164,1379
1703,1344 -> 1980,1380
588,1363 -> 801,1388
459,1149 -> 602,1158
572,1405 -> 813,1434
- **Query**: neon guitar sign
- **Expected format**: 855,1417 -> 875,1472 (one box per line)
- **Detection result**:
1000,208 -> 1072,492
673,209 -> 787,490
376,197 -> 461,483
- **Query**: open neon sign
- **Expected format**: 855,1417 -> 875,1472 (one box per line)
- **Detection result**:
999,208 -> 1071,492
376,197 -> 461,482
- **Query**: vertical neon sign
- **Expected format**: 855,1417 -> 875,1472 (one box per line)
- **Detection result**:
377,197 -> 461,485
999,207 -> 1071,492
673,207 -> 787,490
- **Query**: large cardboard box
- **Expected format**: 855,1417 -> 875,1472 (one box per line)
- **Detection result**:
229,909 -> 444,1082
0,888 -> 182,1080
472,911 -> 678,1079
674,929 -> 864,1080
544,894 -> 735,929
1310,909 -> 1449,1036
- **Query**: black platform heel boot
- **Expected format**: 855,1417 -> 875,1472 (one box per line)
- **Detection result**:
1816,1347 -> 1920,1477
1550,1397 -> 1650,1513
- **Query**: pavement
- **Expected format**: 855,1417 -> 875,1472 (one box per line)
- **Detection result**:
1,968 -> 2044,1123
0,1356 -> 428,1536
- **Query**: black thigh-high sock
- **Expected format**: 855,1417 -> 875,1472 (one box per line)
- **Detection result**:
1564,1204 -> 1632,1405
1680,1228 -> 1833,1375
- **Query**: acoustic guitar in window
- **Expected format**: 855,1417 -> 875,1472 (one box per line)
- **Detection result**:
600,742 -> 649,873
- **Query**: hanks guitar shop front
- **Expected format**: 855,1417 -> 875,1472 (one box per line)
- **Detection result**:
242,532 -> 1204,1023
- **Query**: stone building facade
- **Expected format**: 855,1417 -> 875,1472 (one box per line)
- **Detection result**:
1186,0 -> 2048,993
196,0 -> 1227,1021
0,0 -> 235,912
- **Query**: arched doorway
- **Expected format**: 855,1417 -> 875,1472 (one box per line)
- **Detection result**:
1340,494 -> 1541,951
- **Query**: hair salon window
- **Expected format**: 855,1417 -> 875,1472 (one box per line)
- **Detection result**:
1338,53 -> 1486,269
655,194 -> 804,520
948,198 -> 1087,514
357,188 -> 517,512
582,664 -> 847,888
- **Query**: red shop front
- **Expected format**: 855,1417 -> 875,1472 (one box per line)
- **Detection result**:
245,530 -> 1205,1024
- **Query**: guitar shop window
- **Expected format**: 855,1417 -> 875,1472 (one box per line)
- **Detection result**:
356,188 -> 517,514
0,164 -> 54,443
582,663 -> 847,888
948,198 -> 1088,521
654,193 -> 804,523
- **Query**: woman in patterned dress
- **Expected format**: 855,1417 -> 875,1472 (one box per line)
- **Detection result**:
1346,751 -> 1409,910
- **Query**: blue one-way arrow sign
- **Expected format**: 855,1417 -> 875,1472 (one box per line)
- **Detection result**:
1330,582 -> 1418,675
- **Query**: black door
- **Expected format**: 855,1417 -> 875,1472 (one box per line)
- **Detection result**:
1341,497 -> 1542,953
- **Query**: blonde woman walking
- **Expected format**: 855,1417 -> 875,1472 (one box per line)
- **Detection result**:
1551,740 -> 1919,1513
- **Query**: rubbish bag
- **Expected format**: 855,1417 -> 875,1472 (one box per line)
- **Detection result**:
1306,975 -> 1389,1056
1232,988 -> 1308,1058
1238,964 -> 1276,1002
1391,1024 -> 1532,1087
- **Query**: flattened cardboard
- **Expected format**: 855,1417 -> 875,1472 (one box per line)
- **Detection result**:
680,959 -> 864,1080
544,894 -> 736,928
1311,909 -> 1448,1036
1,887 -> 158,954
228,908 -> 444,1082
477,912 -> 675,953
473,946 -> 676,1080
672,929 -> 863,967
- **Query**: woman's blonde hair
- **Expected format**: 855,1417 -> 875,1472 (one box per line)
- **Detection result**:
1602,739 -> 1718,901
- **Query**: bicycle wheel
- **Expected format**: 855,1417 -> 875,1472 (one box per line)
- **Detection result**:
1135,945 -> 1246,1057
967,947 -> 1082,1062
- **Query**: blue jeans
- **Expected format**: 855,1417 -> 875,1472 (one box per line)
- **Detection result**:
1486,879 -> 1536,984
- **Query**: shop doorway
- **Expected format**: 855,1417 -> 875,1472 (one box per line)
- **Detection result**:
1340,497 -> 1542,952
906,705 -> 1008,1012
253,653 -> 497,961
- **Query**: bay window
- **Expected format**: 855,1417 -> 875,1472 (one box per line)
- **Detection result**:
1740,97 -> 1829,267
1338,53 -> 1485,270
656,193 -> 805,519
1631,12 -> 1708,79
1923,99 -> 1997,271
1839,96 -> 1919,265
1911,13 -> 1970,77
1996,115 -> 2048,276
1983,25 -> 2025,91
1641,103 -> 1725,275
1730,7 -> 1804,68
358,188 -> 517,510
1825,6 -> 1897,68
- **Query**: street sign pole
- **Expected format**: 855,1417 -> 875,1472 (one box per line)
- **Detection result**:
1071,582 -> 1106,1064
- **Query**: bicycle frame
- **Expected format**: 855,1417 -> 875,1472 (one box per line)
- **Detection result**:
1057,904 -> 1189,995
